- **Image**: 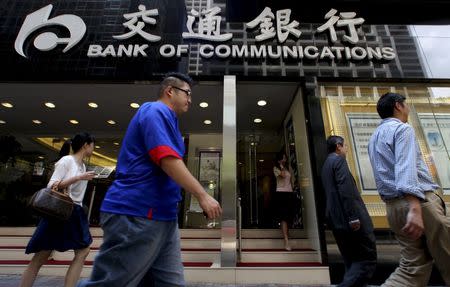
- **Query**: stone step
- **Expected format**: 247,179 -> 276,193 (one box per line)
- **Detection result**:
0,236 -> 312,250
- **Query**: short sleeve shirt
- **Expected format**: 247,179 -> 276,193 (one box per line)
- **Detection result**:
48,155 -> 87,205
101,102 -> 185,221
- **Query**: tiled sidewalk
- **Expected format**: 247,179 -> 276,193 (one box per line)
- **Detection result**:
0,274 -> 331,287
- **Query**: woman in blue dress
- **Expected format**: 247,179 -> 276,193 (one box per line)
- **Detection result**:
20,132 -> 96,287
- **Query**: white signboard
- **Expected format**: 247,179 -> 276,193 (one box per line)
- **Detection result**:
418,113 -> 450,194
346,113 -> 381,194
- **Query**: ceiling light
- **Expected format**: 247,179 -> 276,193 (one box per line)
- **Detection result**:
88,102 -> 98,108
32,120 -> 42,124
204,120 -> 212,125
199,102 -> 209,108
254,118 -> 262,123
0,120 -> 6,124
95,145 -> 100,149
38,156 -> 44,159
69,120 -> 79,125
113,142 -> 119,146
259,159 -> 264,162
257,100 -> 267,106
107,120 -> 116,125
130,103 -> 140,108
45,102 -> 56,108
1,102 -> 13,108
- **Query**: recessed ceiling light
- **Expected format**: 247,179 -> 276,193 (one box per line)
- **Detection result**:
130,103 -> 140,108
0,120 -> 6,124
113,142 -> 119,146
1,102 -> 13,108
257,100 -> 267,106
32,120 -> 42,124
199,102 -> 209,108
259,159 -> 264,162
107,120 -> 116,125
88,102 -> 98,108
38,156 -> 44,159
95,145 -> 100,149
45,102 -> 56,108
254,118 -> 262,123
69,120 -> 79,125
204,120 -> 212,125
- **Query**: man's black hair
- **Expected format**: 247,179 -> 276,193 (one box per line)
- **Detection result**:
162,72 -> 193,87
158,72 -> 194,98
377,92 -> 406,119
326,135 -> 344,154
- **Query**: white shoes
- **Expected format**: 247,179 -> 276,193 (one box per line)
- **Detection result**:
284,243 -> 292,251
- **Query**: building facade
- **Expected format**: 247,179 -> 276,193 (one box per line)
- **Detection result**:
0,0 -> 449,283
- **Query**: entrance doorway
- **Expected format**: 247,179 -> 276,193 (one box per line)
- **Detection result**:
236,82 -> 304,230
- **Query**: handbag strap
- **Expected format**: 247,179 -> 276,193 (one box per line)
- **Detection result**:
51,181 -> 69,195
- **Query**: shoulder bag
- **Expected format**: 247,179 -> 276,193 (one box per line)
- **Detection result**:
29,181 -> 74,221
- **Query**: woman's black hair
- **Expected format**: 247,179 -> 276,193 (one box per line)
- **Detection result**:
274,150 -> 287,170
58,132 -> 95,159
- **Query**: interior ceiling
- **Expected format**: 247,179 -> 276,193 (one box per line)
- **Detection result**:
0,82 -> 298,159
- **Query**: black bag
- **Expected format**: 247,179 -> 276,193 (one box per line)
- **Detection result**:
29,182 -> 74,221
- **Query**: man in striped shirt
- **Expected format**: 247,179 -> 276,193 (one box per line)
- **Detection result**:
368,92 -> 450,287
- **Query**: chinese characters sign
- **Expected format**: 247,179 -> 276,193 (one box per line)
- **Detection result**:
246,7 -> 301,43
113,4 -> 161,42
14,4 -> 396,62
317,9 -> 364,44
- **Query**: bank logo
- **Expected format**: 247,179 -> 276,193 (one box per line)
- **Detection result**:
15,4 -> 86,58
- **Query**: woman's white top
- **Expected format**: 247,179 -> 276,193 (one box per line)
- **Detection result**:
48,155 -> 87,206
273,166 -> 293,192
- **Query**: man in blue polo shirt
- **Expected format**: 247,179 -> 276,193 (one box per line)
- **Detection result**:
78,73 -> 222,287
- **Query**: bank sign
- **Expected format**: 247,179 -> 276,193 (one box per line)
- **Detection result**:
14,4 -> 396,62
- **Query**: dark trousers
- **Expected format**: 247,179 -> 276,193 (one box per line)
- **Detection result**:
333,228 -> 377,287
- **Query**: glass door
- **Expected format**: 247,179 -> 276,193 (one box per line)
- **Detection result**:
236,82 -> 302,229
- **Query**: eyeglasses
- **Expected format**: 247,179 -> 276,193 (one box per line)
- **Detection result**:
172,86 -> 192,98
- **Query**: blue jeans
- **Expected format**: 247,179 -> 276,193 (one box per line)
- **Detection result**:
77,212 -> 185,287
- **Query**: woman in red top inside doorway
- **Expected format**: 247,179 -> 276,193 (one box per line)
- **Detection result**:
273,151 -> 297,251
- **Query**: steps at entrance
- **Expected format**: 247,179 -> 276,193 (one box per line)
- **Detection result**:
0,227 -> 330,284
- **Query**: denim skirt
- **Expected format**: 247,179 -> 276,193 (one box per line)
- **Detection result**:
26,204 -> 92,254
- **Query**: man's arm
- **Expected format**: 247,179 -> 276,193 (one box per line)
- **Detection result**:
395,125 -> 424,240
335,157 -> 360,231
402,195 -> 423,240
160,157 -> 222,219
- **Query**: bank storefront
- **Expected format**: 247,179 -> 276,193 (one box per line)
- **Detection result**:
0,0 -> 449,284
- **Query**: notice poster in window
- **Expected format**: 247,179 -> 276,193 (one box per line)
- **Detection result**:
346,113 -> 381,194
189,151 -> 221,212
418,113 -> 450,194
198,152 -> 220,183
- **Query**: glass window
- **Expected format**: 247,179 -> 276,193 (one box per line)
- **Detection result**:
0,82 -> 224,227
320,84 -> 450,228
